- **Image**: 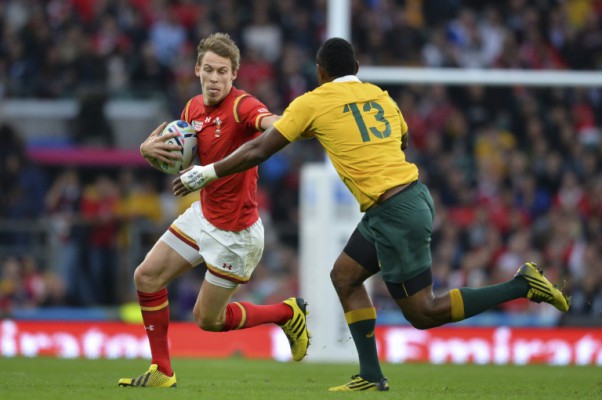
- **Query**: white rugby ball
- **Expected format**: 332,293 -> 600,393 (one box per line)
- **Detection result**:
157,120 -> 198,175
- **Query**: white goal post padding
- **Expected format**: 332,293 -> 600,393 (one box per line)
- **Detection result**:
299,164 -> 362,362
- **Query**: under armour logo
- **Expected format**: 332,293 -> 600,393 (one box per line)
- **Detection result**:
145,325 -> 155,331
222,263 -> 232,270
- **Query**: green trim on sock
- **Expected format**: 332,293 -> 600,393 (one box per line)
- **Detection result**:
459,278 -> 529,319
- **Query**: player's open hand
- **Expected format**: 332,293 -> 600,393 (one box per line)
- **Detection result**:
140,122 -> 183,165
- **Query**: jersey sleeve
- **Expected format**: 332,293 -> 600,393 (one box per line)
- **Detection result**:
181,97 -> 196,123
180,95 -> 203,124
234,95 -> 273,132
273,94 -> 314,142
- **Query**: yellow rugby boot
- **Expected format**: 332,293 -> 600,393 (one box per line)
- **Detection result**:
118,364 -> 176,388
280,297 -> 310,361
328,375 -> 389,392
514,262 -> 570,312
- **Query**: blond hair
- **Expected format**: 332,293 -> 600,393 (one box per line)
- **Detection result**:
196,32 -> 240,72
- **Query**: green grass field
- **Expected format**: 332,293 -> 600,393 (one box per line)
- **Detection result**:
0,357 -> 599,400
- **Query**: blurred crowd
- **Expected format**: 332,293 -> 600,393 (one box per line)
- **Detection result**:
1,0 -> 602,322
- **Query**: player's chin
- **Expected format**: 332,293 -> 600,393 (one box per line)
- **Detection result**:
205,92 -> 224,104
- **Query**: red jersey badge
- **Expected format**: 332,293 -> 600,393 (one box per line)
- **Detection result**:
214,117 -> 222,137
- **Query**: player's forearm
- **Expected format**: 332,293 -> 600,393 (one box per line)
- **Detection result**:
216,126 -> 290,177
215,139 -> 268,178
178,127 -> 289,193
178,138 -> 267,193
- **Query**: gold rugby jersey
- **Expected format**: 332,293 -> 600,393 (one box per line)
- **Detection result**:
274,77 -> 419,211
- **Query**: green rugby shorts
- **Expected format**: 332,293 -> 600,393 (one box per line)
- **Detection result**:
357,181 -> 434,284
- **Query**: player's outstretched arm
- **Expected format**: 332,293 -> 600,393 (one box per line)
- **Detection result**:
140,122 -> 183,171
173,126 -> 290,196
260,115 -> 280,131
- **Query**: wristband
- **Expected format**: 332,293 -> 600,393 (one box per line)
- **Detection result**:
180,164 -> 218,191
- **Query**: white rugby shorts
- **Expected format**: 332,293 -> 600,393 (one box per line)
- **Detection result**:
160,201 -> 264,289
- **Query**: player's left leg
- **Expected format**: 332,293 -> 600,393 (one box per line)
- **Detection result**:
195,211 -> 310,361
193,275 -> 309,361
392,273 -> 527,329
192,278 -> 294,331
396,262 -> 569,329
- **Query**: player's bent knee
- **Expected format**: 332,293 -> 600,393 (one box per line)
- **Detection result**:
405,315 -> 436,330
331,264 -> 365,288
401,302 -> 447,330
133,265 -> 153,290
195,318 -> 221,332
133,262 -> 167,292
398,292 -> 441,330
330,268 -> 342,287
193,314 -> 221,331
192,307 -> 223,332
330,268 -> 354,293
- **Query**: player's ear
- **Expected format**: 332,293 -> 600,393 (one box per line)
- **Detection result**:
231,69 -> 238,81
317,64 -> 325,84
194,64 -> 201,77
354,60 -> 359,75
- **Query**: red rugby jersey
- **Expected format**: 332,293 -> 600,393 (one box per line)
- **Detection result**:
181,87 -> 272,231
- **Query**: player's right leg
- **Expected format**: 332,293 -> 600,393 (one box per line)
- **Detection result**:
119,206 -> 203,388
329,230 -> 388,392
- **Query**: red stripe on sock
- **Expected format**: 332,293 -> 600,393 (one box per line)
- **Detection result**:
137,289 -> 173,377
222,302 -> 293,331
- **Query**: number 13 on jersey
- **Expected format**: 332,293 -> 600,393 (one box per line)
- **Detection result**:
343,101 -> 391,142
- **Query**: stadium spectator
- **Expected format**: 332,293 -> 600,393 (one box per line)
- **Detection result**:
242,0 -> 283,63
44,168 -> 87,306
149,6 -> 187,68
0,257 -> 28,316
80,174 -> 121,305
0,255 -> 63,315
72,89 -> 115,147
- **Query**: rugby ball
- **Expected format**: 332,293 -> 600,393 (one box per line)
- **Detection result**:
157,120 -> 198,175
